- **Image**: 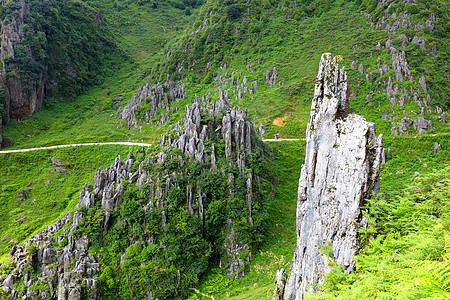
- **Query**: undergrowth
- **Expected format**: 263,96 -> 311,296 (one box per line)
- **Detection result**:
187,140 -> 304,299
309,165 -> 450,299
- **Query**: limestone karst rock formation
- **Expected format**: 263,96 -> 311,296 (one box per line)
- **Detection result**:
360,6 -> 441,135
0,93 -> 276,299
281,53 -> 383,299
116,79 -> 186,129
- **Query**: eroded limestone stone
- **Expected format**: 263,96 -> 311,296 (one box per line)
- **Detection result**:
282,54 -> 383,300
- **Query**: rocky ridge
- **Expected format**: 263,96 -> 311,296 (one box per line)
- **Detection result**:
117,60 -> 279,134
276,53 -> 383,299
0,92 -> 275,298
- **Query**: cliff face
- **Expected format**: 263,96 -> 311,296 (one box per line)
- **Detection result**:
0,0 -> 121,147
282,53 -> 383,299
1,0 -> 45,124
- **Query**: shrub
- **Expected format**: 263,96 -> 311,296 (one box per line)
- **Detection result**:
405,4 -> 420,14
227,4 -> 242,20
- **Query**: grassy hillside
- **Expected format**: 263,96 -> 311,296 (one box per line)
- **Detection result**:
2,0 -> 199,150
0,0 -> 449,298
0,144 -> 146,264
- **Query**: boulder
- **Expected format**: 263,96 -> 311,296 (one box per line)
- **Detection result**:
434,142 -> 442,154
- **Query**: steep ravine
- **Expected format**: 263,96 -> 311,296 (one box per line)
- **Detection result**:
275,53 -> 383,299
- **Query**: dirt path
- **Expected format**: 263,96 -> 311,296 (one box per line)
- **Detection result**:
5,131 -> 442,154
0,142 -> 153,154
272,115 -> 288,127
263,138 -> 302,142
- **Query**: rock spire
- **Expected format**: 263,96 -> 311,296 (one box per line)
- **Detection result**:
282,53 -> 383,299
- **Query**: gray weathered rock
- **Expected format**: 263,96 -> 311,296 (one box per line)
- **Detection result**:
266,66 -> 278,87
54,166 -> 71,175
434,142 -> 442,154
17,189 -> 30,203
283,54 -> 383,299
117,80 -> 186,129
419,75 -> 427,95
50,157 -> 71,174
439,112 -> 445,124
273,268 -> 287,299
413,117 -> 433,134
358,63 -> 364,75
78,184 -> 95,209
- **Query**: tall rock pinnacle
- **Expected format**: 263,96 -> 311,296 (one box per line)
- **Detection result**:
282,53 -> 383,299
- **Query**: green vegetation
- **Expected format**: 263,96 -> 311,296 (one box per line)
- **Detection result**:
0,0 -> 449,298
0,0 -> 124,99
0,145 -> 144,261
186,140 -> 304,299
310,166 -> 450,299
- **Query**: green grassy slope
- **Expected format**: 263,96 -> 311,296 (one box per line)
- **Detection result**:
0,0 -> 449,298
155,0 -> 391,137
0,144 -> 147,263
2,0 -> 199,150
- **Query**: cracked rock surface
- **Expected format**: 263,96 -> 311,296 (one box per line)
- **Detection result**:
282,53 -> 383,300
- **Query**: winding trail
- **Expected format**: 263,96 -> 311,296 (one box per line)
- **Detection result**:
1,132 -> 447,154
0,139 -> 303,154
0,142 -> 153,154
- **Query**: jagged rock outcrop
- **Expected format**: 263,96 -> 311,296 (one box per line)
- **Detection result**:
1,90 -> 276,298
434,142 -> 442,155
2,212 -> 100,299
266,66 -> 278,88
118,65 -> 269,133
117,79 -> 186,129
158,97 -> 274,279
49,157 -> 71,175
281,54 -> 383,299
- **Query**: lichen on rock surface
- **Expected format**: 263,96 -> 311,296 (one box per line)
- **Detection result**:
280,53 -> 383,299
